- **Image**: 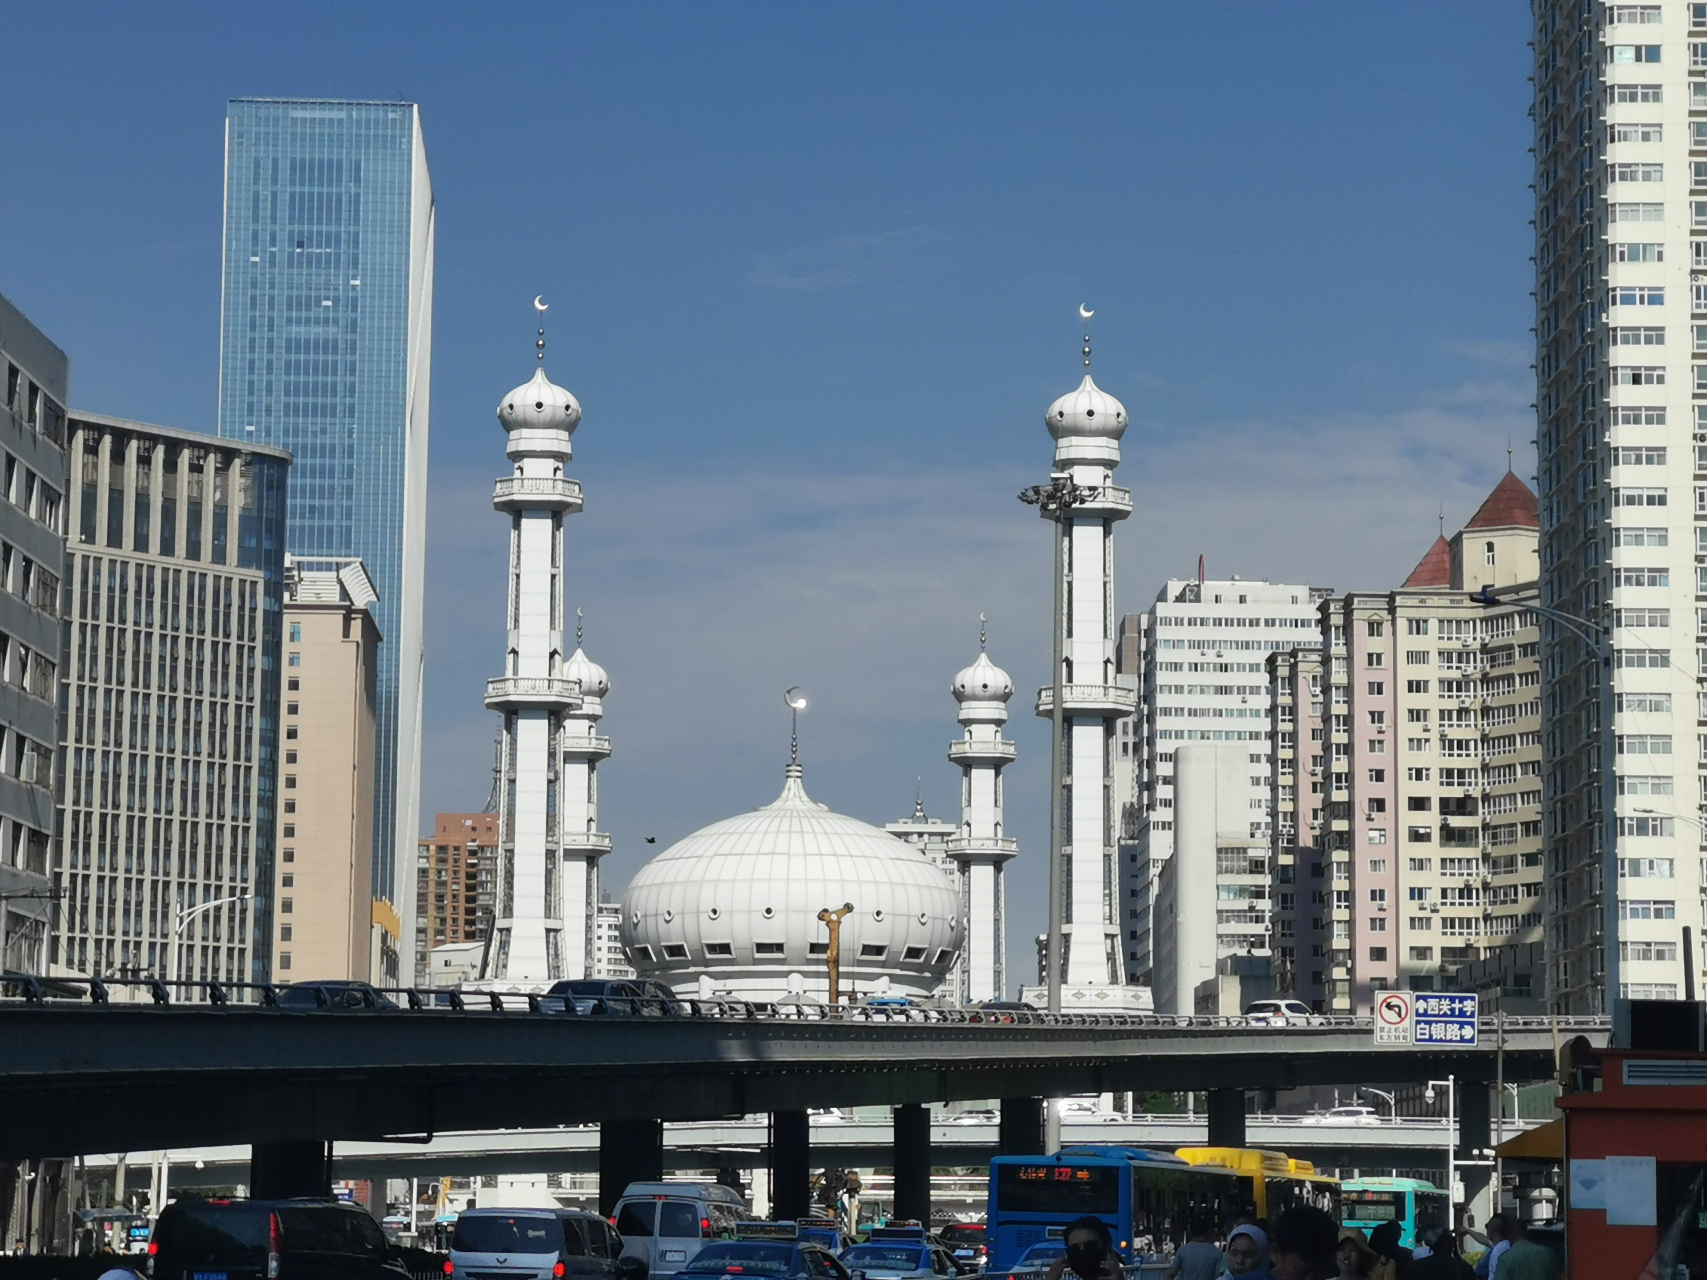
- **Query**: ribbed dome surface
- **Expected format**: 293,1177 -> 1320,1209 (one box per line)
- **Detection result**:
952,651 -> 1014,704
620,764 -> 959,1002
498,366 -> 581,435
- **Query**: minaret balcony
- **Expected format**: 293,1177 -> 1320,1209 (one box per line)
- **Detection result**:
1070,484 -> 1132,517
947,739 -> 1017,763
561,734 -> 612,760
560,831 -> 613,856
1034,683 -> 1139,718
485,675 -> 584,711
493,475 -> 584,513
945,835 -> 1019,860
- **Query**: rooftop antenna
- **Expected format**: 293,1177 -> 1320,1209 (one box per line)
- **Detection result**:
784,687 -> 808,765
1198,554 -> 1205,586
1078,303 -> 1094,370
481,729 -> 502,813
979,612 -> 988,652
533,295 -> 548,363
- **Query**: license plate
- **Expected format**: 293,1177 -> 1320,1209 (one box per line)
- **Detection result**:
193,1273 -> 228,1280
663,1251 -> 687,1262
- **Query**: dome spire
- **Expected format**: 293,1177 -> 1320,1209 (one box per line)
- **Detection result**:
1079,303 -> 1094,370
534,294 -> 548,364
784,686 -> 808,767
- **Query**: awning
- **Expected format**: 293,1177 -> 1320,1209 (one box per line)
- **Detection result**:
1497,1117 -> 1563,1160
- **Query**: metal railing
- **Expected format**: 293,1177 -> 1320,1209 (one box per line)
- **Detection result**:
0,971 -> 1611,1035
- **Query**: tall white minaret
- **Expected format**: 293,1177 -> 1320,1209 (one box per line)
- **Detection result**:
1034,311 -> 1138,996
948,629 -> 1017,1004
561,614 -> 613,978
482,303 -> 590,985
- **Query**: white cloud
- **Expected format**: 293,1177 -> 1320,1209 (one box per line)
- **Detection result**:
420,371 -> 1534,979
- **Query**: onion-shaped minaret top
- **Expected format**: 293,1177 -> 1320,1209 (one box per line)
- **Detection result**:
565,645 -> 611,702
952,651 -> 1015,707
1045,373 -> 1128,442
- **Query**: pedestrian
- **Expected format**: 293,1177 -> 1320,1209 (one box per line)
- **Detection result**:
1491,1221 -> 1557,1280
1406,1228 -> 1475,1280
1045,1216 -> 1124,1280
1223,1224 -> 1273,1279
1335,1228 -> 1378,1280
1167,1216 -> 1222,1280
1462,1215 -> 1510,1279
1269,1207 -> 1340,1280
1367,1221 -> 1412,1280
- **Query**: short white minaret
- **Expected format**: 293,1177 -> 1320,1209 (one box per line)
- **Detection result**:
948,633 -> 1017,1004
1032,312 -> 1139,997
482,304 -> 590,985
561,616 -> 613,978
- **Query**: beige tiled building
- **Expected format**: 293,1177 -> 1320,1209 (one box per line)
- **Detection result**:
274,556 -> 380,981
1268,474 -> 1544,1012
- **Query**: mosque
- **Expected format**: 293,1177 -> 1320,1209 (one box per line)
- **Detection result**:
477,304 -> 1132,1005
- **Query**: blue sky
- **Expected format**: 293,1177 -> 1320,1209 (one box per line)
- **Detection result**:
1,4 -> 1536,965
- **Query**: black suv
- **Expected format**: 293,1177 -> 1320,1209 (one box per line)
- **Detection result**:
149,1196 -> 412,1279
273,980 -> 399,1012
544,979 -> 684,1016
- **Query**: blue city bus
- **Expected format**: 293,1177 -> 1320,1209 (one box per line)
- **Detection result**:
1341,1177 -> 1449,1249
985,1146 -> 1244,1271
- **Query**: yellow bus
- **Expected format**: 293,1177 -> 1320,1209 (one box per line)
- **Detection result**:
1173,1148 -> 1341,1222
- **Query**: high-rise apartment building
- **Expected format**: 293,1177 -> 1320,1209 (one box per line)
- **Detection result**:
1124,579 -> 1323,984
216,98 -> 434,970
417,812 -> 499,960
593,900 -> 635,980
1267,476 -> 1543,1013
1532,4 -> 1707,1010
55,413 -> 289,986
0,291 -> 68,975
274,555 -> 379,981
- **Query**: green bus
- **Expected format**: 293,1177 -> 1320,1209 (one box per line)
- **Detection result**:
1341,1177 -> 1449,1249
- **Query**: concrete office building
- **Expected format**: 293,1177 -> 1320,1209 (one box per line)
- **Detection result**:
1531,1 -> 1707,1010
1266,647 -> 1330,1009
55,413 -> 289,986
1152,743 -> 1270,1014
1124,578 -> 1324,985
273,555 -> 380,981
0,291 -> 68,975
593,900 -> 635,980
417,811 -> 499,964
217,98 -> 434,975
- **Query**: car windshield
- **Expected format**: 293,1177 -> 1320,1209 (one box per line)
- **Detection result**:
658,1201 -> 702,1237
453,1215 -> 562,1254
688,1243 -> 795,1274
275,987 -> 331,1009
277,1207 -> 387,1257
843,1246 -> 924,1267
154,1202 -> 272,1261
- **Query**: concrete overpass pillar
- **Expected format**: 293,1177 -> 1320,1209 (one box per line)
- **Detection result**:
999,1097 -> 1045,1155
770,1111 -> 810,1222
1206,1090 -> 1246,1149
892,1104 -> 931,1224
599,1120 -> 663,1218
1456,1082 -> 1494,1229
249,1142 -> 329,1198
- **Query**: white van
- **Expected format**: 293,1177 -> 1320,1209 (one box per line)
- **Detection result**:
613,1182 -> 748,1277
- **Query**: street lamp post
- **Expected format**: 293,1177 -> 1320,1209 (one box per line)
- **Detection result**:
1472,587 -> 1621,1041
1358,1086 -> 1397,1120
1426,1076 -> 1458,1220
1019,472 -> 1098,1015
169,893 -> 251,990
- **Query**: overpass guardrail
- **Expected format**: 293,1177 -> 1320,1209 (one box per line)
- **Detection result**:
0,971 -> 1608,1035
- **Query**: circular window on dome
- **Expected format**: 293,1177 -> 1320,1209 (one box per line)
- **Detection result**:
762,906 -> 775,919
1084,408 -> 1095,418
707,906 -> 720,920
872,908 -> 885,922
630,911 -> 640,926
663,908 -> 674,923
918,912 -> 929,925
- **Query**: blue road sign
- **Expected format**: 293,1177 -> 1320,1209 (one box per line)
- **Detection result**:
1412,992 -> 1478,1045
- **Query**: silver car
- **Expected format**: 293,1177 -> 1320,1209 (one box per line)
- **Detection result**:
448,1207 -> 642,1280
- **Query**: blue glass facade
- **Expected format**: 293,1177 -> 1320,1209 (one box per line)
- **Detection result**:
216,100 -> 431,925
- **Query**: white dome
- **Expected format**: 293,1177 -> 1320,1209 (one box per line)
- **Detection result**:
565,646 -> 609,699
498,366 -> 582,435
952,651 -> 1013,704
1046,372 -> 1127,441
620,764 -> 960,1002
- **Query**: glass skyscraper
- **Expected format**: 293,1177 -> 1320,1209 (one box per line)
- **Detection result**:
216,99 -> 433,971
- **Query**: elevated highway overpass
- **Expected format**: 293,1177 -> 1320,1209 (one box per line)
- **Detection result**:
0,995 -> 1600,1162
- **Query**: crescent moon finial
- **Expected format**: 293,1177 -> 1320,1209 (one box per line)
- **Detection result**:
1079,303 -> 1094,320
534,296 -> 549,313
